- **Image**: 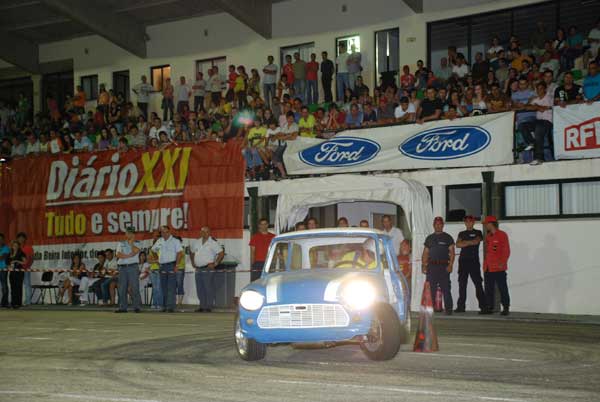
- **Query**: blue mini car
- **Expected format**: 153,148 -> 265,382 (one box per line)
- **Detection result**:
234,228 -> 411,361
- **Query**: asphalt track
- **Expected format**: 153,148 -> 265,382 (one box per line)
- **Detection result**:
0,308 -> 599,402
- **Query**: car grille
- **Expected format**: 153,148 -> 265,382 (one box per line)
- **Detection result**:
257,304 -> 350,329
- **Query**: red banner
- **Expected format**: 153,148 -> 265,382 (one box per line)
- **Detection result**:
0,142 -> 245,246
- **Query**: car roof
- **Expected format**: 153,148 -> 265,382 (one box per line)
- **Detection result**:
274,227 -> 390,241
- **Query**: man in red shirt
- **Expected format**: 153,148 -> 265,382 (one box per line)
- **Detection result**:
249,218 -> 275,282
282,55 -> 295,87
482,216 -> 511,316
227,64 -> 238,102
17,232 -> 34,306
306,53 -> 319,105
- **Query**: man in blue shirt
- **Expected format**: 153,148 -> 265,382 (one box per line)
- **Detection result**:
345,104 -> 364,128
583,61 -> 600,103
0,234 -> 10,308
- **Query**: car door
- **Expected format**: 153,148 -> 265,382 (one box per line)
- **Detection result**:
381,237 -> 410,323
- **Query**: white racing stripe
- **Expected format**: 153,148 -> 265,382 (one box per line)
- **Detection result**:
415,353 -> 532,363
0,390 -> 164,402
266,275 -> 282,303
267,380 -> 530,402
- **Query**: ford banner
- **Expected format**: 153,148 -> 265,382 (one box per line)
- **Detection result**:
284,112 -> 514,174
553,102 -> 600,160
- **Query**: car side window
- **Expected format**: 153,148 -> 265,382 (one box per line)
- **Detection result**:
268,242 -> 289,272
379,239 -> 390,270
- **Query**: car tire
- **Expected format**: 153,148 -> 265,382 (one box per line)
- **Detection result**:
360,303 -> 402,361
234,313 -> 266,361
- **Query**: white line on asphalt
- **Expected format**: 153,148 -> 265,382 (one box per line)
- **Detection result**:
414,353 -> 532,363
268,380 -> 530,402
0,390 -> 164,402
22,337 -> 52,340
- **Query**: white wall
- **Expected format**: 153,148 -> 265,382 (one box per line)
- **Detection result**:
442,220 -> 600,315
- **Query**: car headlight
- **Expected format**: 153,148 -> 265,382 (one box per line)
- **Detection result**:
239,290 -> 264,311
342,280 -> 376,310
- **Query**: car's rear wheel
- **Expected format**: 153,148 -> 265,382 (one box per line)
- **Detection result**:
234,313 -> 266,361
360,304 -> 402,361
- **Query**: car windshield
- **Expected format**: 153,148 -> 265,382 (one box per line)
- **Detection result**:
266,235 -> 386,273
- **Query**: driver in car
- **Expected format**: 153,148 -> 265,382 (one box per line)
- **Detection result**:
335,239 -> 377,269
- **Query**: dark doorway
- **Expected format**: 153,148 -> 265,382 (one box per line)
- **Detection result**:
112,70 -> 130,102
42,71 -> 73,115
0,77 -> 33,124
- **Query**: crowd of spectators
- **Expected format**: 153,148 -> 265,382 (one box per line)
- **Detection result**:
1,19 -> 600,175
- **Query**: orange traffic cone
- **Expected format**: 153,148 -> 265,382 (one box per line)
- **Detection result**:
434,285 -> 444,312
413,281 -> 439,353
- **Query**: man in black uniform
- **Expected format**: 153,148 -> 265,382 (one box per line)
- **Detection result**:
422,216 -> 455,315
454,216 -> 486,313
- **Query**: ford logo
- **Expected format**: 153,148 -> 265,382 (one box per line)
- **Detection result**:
399,126 -> 491,160
299,137 -> 381,167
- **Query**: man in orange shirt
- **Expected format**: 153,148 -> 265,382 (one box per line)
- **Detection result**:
249,218 -> 275,282
482,216 -> 511,316
73,85 -> 86,114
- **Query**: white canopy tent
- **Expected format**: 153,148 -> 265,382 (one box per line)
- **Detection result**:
258,174 -> 434,310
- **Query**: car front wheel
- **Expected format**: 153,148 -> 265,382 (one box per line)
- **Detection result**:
360,304 -> 402,361
234,313 -> 266,361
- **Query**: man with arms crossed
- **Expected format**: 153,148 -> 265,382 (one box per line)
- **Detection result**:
191,227 -> 224,313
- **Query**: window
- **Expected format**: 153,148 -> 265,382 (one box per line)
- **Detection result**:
268,242 -> 291,273
80,75 -> 98,100
562,181 -> 600,215
505,183 -> 560,217
196,57 -> 226,82
150,65 -> 171,92
427,1 -> 600,69
280,42 -> 315,68
503,179 -> 600,218
469,11 -> 511,65
446,185 -> 482,221
243,197 -> 250,229
375,28 -> 399,87
336,34 -> 361,57
428,17 -> 468,73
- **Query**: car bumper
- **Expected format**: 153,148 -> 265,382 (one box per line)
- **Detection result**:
239,306 -> 374,344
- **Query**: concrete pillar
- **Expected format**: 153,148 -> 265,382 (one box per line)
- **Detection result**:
31,74 -> 42,116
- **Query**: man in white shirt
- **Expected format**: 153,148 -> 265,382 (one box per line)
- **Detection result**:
132,75 -> 154,119
115,227 -> 142,313
148,117 -> 166,140
151,225 -> 184,312
382,215 -> 404,256
588,18 -> 600,58
452,55 -> 470,79
10,137 -> 25,157
394,97 -> 416,123
25,132 -> 40,155
192,72 -> 207,113
262,55 -> 278,109
208,67 -> 223,108
191,227 -> 224,312
175,76 -> 191,115
336,43 -> 350,102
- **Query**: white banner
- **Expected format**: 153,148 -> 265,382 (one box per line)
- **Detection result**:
553,103 -> 600,160
283,112 -> 515,175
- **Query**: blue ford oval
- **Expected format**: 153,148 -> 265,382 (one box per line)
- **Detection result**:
299,137 -> 381,167
399,125 -> 491,160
